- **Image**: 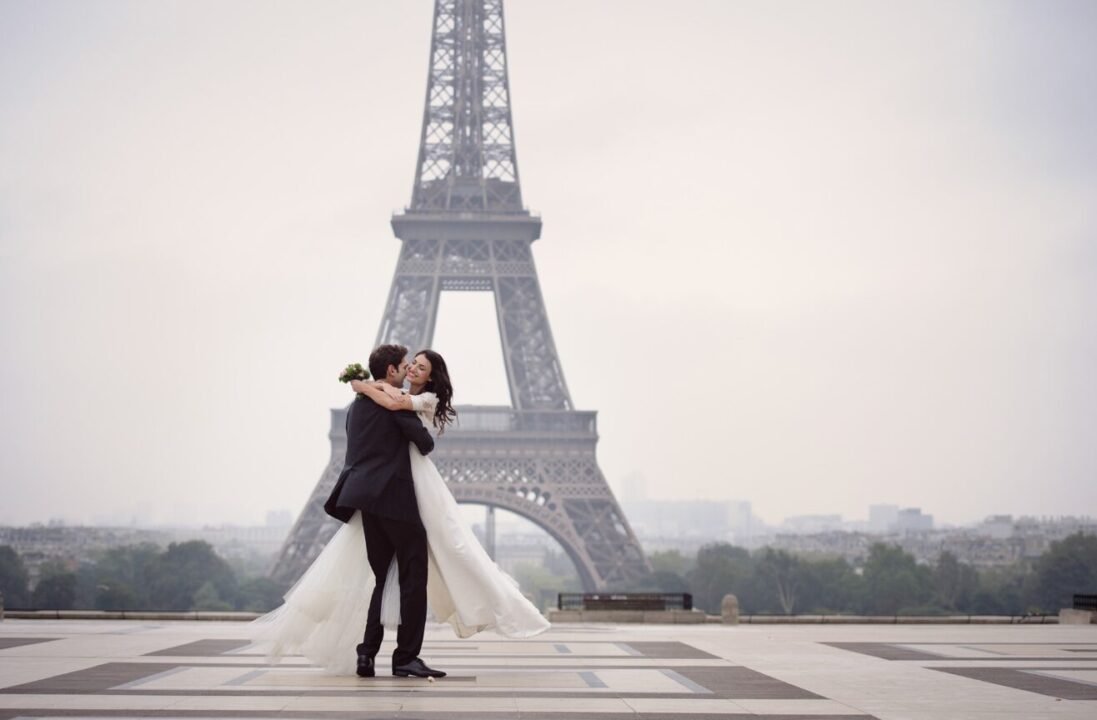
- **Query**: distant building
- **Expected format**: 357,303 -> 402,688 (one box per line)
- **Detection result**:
491,531 -> 557,575
727,501 -> 755,547
781,514 -> 844,535
980,515 -> 1014,539
868,504 -> 899,533
771,531 -> 876,564
621,499 -> 757,550
895,508 -> 934,533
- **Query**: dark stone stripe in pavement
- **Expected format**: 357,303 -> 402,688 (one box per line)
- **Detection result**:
0,661 -> 822,702
675,666 -> 823,699
884,642 -> 1097,646
924,657 -> 1097,661
823,641 -> 1097,662
933,666 -> 1097,700
822,642 -> 944,660
137,638 -> 722,660
620,642 -> 720,659
2,662 -> 179,693
0,637 -> 60,650
146,639 -> 252,656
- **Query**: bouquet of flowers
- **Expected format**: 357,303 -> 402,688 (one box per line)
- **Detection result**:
338,363 -> 370,392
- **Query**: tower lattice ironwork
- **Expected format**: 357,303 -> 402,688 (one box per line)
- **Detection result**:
271,0 -> 649,591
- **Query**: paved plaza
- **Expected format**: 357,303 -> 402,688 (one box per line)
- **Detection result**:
0,619 -> 1095,719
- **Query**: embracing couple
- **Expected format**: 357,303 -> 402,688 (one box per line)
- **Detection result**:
250,344 -> 549,677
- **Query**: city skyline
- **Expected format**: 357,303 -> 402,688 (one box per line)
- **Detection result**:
9,496 -> 1093,537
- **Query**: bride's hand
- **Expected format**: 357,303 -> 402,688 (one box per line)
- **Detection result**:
350,379 -> 370,394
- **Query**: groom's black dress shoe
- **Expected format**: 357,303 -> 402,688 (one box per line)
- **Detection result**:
392,658 -> 446,678
356,654 -> 375,678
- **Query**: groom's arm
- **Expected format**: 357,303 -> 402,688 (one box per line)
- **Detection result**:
393,410 -> 435,455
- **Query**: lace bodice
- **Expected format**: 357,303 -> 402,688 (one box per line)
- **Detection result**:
410,391 -> 438,430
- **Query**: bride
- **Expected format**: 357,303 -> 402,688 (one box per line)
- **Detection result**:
249,349 -> 550,675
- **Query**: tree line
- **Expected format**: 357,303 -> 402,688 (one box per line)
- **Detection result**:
3,533 -> 1094,616
0,541 -> 285,612
633,532 -> 1097,616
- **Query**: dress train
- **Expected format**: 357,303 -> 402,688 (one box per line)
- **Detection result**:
248,444 -> 549,675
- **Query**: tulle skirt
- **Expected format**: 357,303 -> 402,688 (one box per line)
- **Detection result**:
248,445 -> 550,675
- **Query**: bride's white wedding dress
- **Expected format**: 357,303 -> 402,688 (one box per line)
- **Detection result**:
248,392 -> 550,674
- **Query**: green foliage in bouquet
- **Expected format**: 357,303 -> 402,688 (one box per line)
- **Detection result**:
339,363 -> 370,385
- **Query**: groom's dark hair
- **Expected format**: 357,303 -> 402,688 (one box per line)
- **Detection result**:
369,344 -> 409,380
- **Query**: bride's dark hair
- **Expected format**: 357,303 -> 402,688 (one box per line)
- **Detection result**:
416,349 -> 457,434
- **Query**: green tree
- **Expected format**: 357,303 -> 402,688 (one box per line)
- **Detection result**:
649,550 -> 695,577
235,576 -> 286,612
968,564 -> 1027,615
192,581 -> 233,611
933,551 -> 979,611
513,561 -> 581,612
148,541 -> 237,611
860,543 -> 932,614
96,583 -> 138,611
618,550 -> 694,594
1027,532 -> 1097,612
91,543 -> 162,610
687,543 -> 755,613
73,561 -> 101,609
651,570 -> 691,593
542,549 -> 581,581
622,569 -> 691,593
0,545 -> 30,608
32,560 -> 77,610
798,556 -> 862,614
755,549 -> 802,614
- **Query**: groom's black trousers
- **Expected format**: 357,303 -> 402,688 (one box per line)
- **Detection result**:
358,511 -> 428,667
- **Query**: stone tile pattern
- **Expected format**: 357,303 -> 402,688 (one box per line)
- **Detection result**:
826,641 -> 1097,699
146,639 -> 253,657
0,630 -> 871,719
936,667 -> 1097,700
0,639 -> 58,651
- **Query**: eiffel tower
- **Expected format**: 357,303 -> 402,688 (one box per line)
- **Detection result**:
271,0 -> 649,591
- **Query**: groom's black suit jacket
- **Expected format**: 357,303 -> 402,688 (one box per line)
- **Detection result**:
323,394 -> 435,525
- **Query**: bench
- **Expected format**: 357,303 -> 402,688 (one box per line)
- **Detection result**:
557,593 -> 692,611
1073,594 -> 1097,612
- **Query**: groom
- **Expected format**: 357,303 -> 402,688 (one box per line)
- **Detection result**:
323,343 -> 446,679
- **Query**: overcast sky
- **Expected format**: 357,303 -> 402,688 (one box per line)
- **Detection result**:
2,0 -> 1095,530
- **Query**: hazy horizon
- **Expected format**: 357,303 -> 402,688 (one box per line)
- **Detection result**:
2,1 -> 1095,530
